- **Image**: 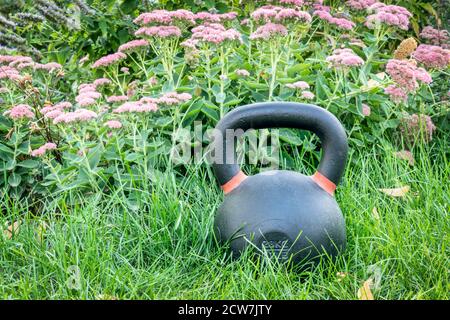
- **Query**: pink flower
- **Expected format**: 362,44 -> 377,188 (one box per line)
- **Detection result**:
412,44 -> 450,69
76,91 -> 101,101
134,9 -> 196,26
420,26 -> 450,47
16,62 -> 35,70
362,103 -> 371,116
301,91 -> 315,100
0,66 -> 21,81
53,109 -> 98,124
30,142 -> 57,157
280,0 -> 305,5
113,101 -> 158,113
346,0 -> 377,10
107,95 -> 129,103
92,52 -> 126,68
326,48 -> 364,68
287,81 -> 310,90
4,104 -> 34,120
104,120 -> 122,129
313,10 -> 355,30
153,92 -> 193,106
275,9 -> 312,23
121,67 -> 130,74
77,98 -> 97,107
34,62 -> 62,72
78,83 -> 97,93
9,56 -> 33,67
384,85 -> 408,103
250,23 -> 288,40
386,59 -> 432,92
399,113 -> 436,143
0,55 -> 30,65
118,39 -> 149,53
93,78 -> 112,87
236,69 -> 250,77
195,12 -> 238,23
365,4 -> 412,30
190,23 -> 242,45
44,109 -> 63,119
54,102 -> 73,110
135,26 -> 182,38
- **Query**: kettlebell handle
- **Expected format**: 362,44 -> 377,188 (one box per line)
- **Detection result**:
212,102 -> 348,195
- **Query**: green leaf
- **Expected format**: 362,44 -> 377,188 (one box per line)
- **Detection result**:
17,159 -> 39,169
8,173 -> 21,187
279,129 -> 303,146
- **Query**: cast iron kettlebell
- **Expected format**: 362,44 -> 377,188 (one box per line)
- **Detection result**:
212,102 -> 348,265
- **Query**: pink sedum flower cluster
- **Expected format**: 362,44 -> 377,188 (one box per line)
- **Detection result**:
157,92 -> 192,106
326,48 -> 364,68
187,23 -> 242,46
113,101 -> 158,113
53,109 -> 98,124
286,81 -> 310,90
313,10 -> 355,30
134,9 -> 196,26
280,0 -> 305,5
4,104 -> 34,120
251,6 -> 312,24
386,59 -> 432,92
107,95 -> 129,103
384,85 -> 408,103
92,52 -> 126,69
93,78 -> 112,87
286,81 -> 314,100
250,22 -> 288,40
118,39 -> 149,53
30,142 -> 57,157
420,26 -> 450,48
399,113 -> 436,143
34,62 -> 62,72
195,12 -> 238,23
76,83 -> 102,107
104,120 -> 122,129
365,4 -> 412,30
412,44 -> 450,69
346,0 -> 377,10
0,66 -> 21,81
135,26 -> 182,38
41,101 -> 73,120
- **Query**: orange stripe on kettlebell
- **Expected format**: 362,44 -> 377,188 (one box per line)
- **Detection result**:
221,171 -> 248,194
311,171 -> 336,196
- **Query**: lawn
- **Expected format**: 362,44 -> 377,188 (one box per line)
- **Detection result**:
1,138 -> 448,299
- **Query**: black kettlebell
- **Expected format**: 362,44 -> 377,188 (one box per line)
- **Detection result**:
212,102 -> 348,265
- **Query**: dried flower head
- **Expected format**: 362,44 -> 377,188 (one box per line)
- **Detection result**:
394,37 -> 417,60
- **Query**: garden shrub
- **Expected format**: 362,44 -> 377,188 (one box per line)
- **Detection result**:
0,0 -> 449,206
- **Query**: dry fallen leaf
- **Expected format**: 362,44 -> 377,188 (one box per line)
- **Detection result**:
358,278 -> 375,300
394,150 -> 415,166
379,186 -> 410,197
3,221 -> 21,239
371,207 -> 380,220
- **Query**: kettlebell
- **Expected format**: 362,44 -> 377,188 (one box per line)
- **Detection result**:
211,102 -> 348,265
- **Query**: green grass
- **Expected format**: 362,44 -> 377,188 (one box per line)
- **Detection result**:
0,137 -> 448,299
